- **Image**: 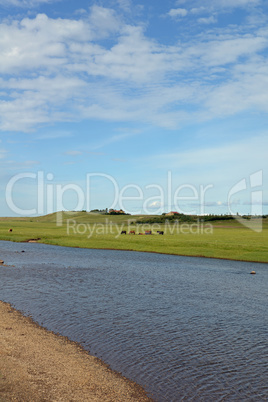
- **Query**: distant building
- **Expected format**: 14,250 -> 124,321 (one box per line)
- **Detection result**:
108,209 -> 126,215
165,211 -> 180,216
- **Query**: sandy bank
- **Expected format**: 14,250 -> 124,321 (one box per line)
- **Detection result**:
0,301 -> 152,401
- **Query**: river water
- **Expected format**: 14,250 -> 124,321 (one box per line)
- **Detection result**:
0,240 -> 267,401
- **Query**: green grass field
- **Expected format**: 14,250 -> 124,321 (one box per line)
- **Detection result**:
0,212 -> 267,263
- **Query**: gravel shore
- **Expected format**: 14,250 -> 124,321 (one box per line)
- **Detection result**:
0,301 -> 152,401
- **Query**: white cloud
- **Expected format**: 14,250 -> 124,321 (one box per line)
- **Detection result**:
0,0 -> 60,7
0,15 -> 92,75
167,8 -> 188,18
90,132 -> 136,150
0,159 -> 39,173
217,0 -> 260,7
196,36 -> 268,66
36,131 -> 73,140
186,0 -> 262,22
117,0 -> 132,12
149,134 -> 268,180
189,0 -> 260,10
190,7 -> 207,14
198,16 -> 217,24
149,201 -> 163,208
21,160 -> 40,166
0,148 -> 7,159
0,5 -> 267,132
203,64 -> 268,116
87,5 -> 121,39
0,75 -> 86,131
64,150 -> 82,156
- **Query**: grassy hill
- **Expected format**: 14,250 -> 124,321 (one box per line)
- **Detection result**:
0,211 -> 148,224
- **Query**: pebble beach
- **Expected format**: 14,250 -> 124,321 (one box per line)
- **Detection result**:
0,301 -> 151,401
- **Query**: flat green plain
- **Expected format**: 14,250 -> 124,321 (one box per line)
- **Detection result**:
0,212 -> 267,263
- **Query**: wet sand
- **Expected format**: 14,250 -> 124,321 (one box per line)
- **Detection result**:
0,301 -> 152,401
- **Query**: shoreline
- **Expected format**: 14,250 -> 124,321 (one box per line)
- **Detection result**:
0,300 -> 152,401
1,238 -> 268,264
71,246 -> 268,265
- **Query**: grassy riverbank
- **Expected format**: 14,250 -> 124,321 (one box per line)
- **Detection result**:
0,212 -> 268,263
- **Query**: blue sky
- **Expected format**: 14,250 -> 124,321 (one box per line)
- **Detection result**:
0,0 -> 267,216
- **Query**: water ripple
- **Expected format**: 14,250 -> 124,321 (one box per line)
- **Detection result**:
0,241 -> 267,401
